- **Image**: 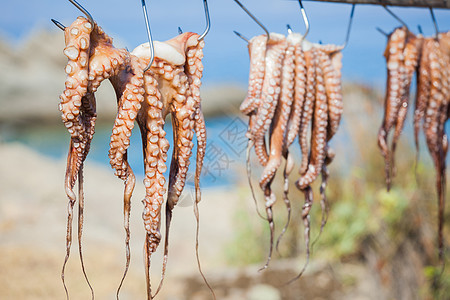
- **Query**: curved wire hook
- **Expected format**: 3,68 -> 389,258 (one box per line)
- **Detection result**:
68,0 -> 94,26
382,5 -> 408,29
198,0 -> 210,41
140,0 -> 155,72
232,0 -> 270,39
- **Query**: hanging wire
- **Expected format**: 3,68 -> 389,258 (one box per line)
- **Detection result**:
429,7 -> 439,37
68,0 -> 94,26
232,0 -> 270,38
382,5 -> 408,29
140,0 -> 155,72
198,0 -> 211,40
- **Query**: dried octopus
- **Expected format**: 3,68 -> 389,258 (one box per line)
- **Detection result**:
377,27 -> 450,260
57,9 -> 209,299
241,31 -> 344,276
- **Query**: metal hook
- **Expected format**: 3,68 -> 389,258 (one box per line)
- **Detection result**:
232,0 -> 270,39
285,1 -> 309,41
342,4 -> 355,49
198,0 -> 210,41
140,0 -> 154,72
68,0 -> 94,26
382,5 -> 408,29
297,0 -> 310,40
429,7 -> 439,38
233,30 -> 250,43
51,19 -> 66,31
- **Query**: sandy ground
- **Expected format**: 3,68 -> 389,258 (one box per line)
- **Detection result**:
0,142 -> 245,299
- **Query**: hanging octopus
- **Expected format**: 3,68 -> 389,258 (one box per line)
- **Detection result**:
240,30 -> 344,277
378,27 -> 450,261
56,6 -> 209,299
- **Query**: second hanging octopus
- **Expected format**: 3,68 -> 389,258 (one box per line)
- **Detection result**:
241,31 -> 344,271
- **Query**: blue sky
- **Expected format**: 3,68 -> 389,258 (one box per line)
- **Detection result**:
1,0 -> 449,87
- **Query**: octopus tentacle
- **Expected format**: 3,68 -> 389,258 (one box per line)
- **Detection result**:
108,55 -> 146,295
109,56 -> 145,179
285,38 -> 307,148
288,185 -> 313,283
185,37 -> 213,295
391,32 -> 422,177
377,26 -> 407,189
320,50 -> 343,141
59,17 -> 94,298
259,40 -> 295,269
277,37 -> 307,243
299,47 -> 318,175
424,40 -> 450,261
137,70 -> 169,299
240,35 -> 268,115
414,38 -> 432,167
60,17 -> 92,144
297,49 -> 328,189
251,33 -> 287,166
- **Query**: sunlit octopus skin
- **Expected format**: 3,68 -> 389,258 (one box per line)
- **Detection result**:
258,38 -> 295,269
251,33 -> 287,166
377,26 -> 408,189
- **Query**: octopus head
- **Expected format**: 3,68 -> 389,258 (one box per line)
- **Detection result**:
132,32 -> 200,66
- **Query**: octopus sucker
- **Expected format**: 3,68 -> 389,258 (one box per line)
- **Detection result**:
58,13 -> 208,298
